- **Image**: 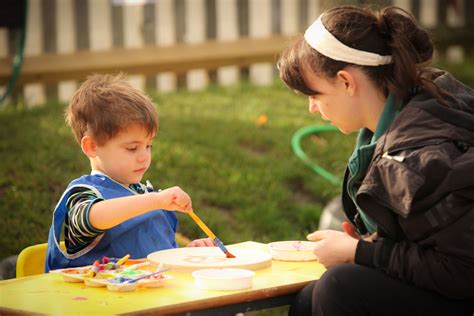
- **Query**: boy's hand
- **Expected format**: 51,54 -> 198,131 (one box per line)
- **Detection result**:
157,186 -> 192,212
186,238 -> 215,247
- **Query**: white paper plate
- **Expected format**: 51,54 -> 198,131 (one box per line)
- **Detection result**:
106,282 -> 137,292
268,241 -> 318,261
192,268 -> 255,290
137,274 -> 174,288
83,278 -> 108,287
147,247 -> 272,272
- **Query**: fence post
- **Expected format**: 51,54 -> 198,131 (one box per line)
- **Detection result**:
392,0 -> 411,11
155,0 -> 177,93
419,0 -> 437,28
216,0 -> 239,86
307,0 -> 322,26
0,29 -> 8,101
89,0 -> 112,51
249,0 -> 273,86
185,0 -> 209,91
56,0 -> 77,103
24,0 -> 46,107
123,3 -> 146,91
281,0 -> 299,35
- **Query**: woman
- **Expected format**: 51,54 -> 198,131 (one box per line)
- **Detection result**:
278,5 -> 474,315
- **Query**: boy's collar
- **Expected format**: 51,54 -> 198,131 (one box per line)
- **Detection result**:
91,170 -> 106,176
90,170 -> 150,193
90,170 -> 129,189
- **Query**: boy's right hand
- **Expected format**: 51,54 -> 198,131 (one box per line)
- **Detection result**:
157,186 -> 192,212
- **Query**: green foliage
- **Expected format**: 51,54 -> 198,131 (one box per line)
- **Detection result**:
435,58 -> 474,88
0,81 -> 352,260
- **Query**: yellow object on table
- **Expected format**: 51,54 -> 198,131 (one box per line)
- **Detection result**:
0,242 -> 326,315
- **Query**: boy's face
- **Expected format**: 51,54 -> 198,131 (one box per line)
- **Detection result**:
92,123 -> 155,186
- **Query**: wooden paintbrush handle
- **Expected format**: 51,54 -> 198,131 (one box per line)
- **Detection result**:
188,210 -> 217,240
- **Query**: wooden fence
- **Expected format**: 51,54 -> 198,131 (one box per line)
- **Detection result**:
0,0 -> 472,106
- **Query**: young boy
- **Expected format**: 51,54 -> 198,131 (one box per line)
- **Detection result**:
46,74 -> 212,272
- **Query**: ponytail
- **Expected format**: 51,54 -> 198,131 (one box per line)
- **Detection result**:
377,7 -> 444,103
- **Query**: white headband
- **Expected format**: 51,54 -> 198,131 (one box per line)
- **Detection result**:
304,15 -> 392,66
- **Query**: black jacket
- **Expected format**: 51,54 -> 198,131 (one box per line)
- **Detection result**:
342,70 -> 474,300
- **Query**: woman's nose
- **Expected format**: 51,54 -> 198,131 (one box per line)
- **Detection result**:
308,97 -> 319,113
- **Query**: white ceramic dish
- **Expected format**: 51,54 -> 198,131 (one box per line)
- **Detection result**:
268,241 -> 318,261
147,247 -> 272,272
192,268 -> 255,291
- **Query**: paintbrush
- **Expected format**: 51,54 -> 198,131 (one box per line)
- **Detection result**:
188,210 -> 236,258
123,267 -> 170,284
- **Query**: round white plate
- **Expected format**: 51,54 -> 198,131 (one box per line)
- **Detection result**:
147,247 -> 272,272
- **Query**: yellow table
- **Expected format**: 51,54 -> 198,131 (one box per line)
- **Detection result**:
0,242 -> 326,315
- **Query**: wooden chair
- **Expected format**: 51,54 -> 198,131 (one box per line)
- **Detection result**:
16,242 -> 65,278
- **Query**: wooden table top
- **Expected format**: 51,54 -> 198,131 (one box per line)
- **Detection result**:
0,241 -> 326,315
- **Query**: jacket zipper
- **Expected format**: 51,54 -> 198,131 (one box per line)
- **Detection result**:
388,140 -> 448,154
382,152 -> 404,162
377,140 -> 448,163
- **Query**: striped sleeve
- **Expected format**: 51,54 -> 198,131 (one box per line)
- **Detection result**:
64,187 -> 104,254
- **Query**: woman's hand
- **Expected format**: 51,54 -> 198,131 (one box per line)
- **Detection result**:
156,186 -> 192,212
186,238 -> 215,247
307,230 -> 359,269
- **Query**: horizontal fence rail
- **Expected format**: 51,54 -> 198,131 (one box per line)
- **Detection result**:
0,36 -> 294,85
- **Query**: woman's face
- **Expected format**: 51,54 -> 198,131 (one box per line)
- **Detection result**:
302,66 -> 364,134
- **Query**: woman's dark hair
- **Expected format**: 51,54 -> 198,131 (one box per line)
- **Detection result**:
278,5 -> 444,104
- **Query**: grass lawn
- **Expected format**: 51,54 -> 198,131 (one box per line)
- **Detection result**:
1,59 -> 472,261
0,80 -> 353,260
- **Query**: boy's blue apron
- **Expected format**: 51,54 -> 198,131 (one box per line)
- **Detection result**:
45,173 -> 178,272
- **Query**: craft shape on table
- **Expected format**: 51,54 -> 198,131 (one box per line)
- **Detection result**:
148,247 -> 272,272
268,240 -> 318,261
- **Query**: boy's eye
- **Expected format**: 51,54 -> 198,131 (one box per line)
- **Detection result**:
127,147 -> 138,151
146,145 -> 153,150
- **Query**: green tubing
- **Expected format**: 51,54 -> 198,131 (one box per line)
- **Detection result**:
291,125 -> 342,186
0,0 -> 27,106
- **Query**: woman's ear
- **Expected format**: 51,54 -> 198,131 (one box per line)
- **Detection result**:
336,70 -> 356,96
81,135 -> 97,158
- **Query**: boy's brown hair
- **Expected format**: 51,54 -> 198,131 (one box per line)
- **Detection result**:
66,73 -> 158,145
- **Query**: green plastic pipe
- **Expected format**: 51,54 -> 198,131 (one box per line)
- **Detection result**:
291,124 -> 342,186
